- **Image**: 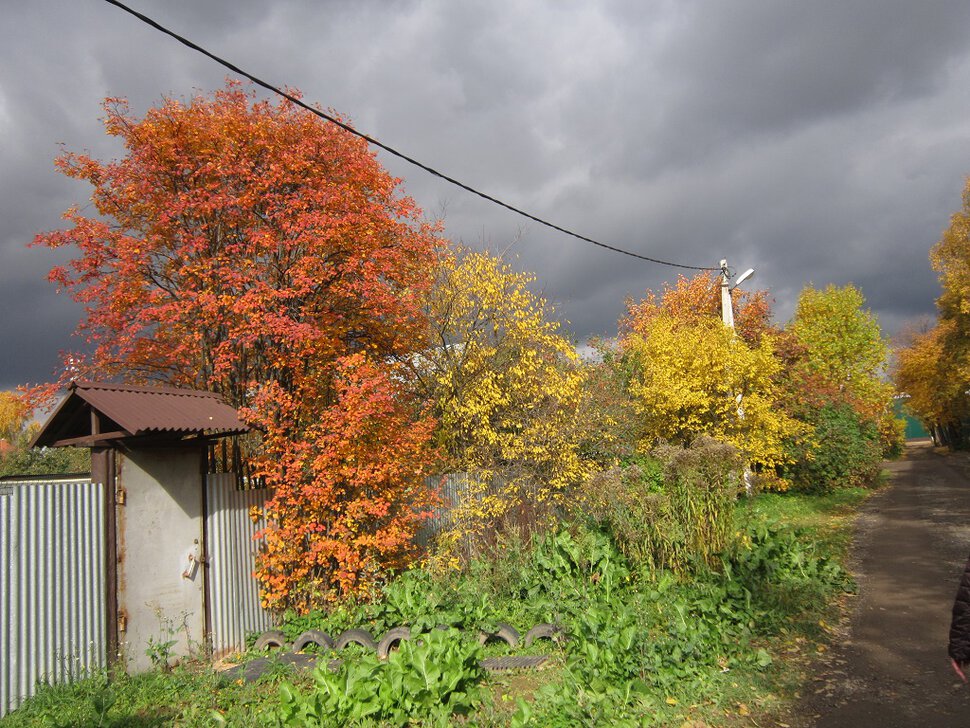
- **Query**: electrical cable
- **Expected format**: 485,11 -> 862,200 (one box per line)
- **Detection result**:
103,0 -> 718,271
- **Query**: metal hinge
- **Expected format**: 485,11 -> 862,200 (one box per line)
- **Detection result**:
116,487 -> 126,505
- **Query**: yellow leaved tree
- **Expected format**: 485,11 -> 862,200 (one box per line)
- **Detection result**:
0,391 -> 90,476
0,391 -> 25,446
413,250 -> 589,560
620,313 -> 800,473
893,319 -> 968,444
789,284 -> 893,422
893,177 -> 970,446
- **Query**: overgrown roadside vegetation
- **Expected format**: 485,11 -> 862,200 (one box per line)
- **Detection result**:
2,465 -> 873,727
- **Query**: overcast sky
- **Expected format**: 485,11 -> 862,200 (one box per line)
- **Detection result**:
2,0 -> 969,391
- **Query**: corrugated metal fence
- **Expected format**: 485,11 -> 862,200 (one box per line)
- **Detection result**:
0,478 -> 105,718
1,470 -> 474,714
205,473 -> 275,658
421,471 -> 486,540
420,472 -> 546,561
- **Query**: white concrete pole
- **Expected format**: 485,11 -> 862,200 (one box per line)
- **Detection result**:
720,258 -> 757,494
720,259 -> 735,328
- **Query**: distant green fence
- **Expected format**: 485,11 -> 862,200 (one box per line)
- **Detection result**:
894,397 -> 929,440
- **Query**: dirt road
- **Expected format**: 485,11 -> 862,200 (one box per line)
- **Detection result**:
792,441 -> 970,726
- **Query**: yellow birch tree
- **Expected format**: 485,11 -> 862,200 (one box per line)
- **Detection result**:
413,250 -> 589,559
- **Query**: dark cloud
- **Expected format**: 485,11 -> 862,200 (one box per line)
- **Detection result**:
1,0 -> 968,391
623,0 -> 970,170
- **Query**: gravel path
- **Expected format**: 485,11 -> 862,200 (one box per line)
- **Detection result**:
792,441 -> 970,726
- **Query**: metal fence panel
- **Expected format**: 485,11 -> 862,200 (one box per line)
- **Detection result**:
419,472 -> 504,552
205,473 -> 275,657
421,472 -> 479,540
420,472 -> 542,559
0,478 -> 105,718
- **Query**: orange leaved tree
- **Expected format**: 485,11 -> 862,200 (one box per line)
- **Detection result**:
623,271 -> 773,346
32,82 -> 443,611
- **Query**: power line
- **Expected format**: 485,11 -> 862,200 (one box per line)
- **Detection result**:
103,0 -> 717,272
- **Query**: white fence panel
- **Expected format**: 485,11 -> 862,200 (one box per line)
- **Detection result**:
0,478 -> 104,718
205,473 -> 275,657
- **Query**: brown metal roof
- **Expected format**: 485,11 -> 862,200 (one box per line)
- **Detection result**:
33,380 -> 248,448
73,381 -> 246,435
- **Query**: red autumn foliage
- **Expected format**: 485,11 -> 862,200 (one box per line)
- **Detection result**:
622,272 -> 774,345
31,82 -> 444,610
248,355 -> 439,611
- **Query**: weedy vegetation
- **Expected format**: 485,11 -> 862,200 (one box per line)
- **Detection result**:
2,443 -> 870,727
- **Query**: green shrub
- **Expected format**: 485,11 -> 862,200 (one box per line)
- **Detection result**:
505,526 -> 631,628
721,521 -> 850,609
512,516 -> 852,726
0,444 -> 90,477
786,403 -> 881,492
513,603 -> 654,727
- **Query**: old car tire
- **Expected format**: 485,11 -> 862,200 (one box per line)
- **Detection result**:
377,626 -> 411,659
292,629 -> 335,652
253,629 -> 288,651
335,628 -> 378,651
477,622 -> 520,648
524,623 -> 564,647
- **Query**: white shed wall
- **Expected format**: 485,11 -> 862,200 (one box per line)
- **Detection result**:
117,448 -> 204,672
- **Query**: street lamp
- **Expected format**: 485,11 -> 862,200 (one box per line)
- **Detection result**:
734,268 -> 755,288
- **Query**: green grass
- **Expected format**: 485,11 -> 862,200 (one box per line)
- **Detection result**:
740,486 -> 869,554
1,488 -> 871,727
0,665 -> 308,727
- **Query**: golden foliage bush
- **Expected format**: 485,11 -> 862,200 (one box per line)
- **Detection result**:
414,250 -> 592,562
620,313 -> 803,472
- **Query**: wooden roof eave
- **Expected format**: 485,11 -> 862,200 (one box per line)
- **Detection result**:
28,387 -> 88,449
49,430 -> 130,448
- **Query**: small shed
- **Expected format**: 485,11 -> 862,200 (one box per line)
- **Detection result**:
33,381 -> 248,671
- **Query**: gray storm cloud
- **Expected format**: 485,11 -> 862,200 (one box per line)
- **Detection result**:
1,0 -> 968,389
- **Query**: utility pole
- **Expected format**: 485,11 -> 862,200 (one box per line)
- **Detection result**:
720,259 -> 734,328
720,259 -> 755,330
720,258 -> 756,495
